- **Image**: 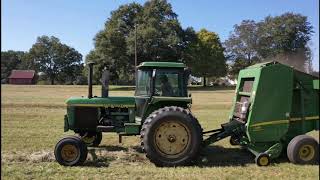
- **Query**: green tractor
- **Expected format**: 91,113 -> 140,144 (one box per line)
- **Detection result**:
54,61 -> 319,167
55,61 -> 202,166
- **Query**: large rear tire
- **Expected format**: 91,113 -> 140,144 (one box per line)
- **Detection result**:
287,135 -> 319,164
54,136 -> 88,166
140,106 -> 202,167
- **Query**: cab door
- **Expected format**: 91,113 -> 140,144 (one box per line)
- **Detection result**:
135,69 -> 154,119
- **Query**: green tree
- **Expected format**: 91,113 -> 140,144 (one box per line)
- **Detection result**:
86,3 -> 143,84
258,13 -> 313,72
28,36 -> 83,85
1,50 -> 26,81
229,58 -> 255,77
87,0 -> 196,84
225,13 -> 313,74
224,20 -> 260,64
185,29 -> 227,86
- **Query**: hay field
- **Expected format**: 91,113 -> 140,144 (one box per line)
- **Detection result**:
1,85 -> 319,179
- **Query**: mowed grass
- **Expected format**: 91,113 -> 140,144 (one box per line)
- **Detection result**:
1,85 -> 319,180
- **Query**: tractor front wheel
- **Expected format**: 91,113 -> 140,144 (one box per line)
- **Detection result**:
287,135 -> 319,164
140,106 -> 202,167
54,136 -> 88,166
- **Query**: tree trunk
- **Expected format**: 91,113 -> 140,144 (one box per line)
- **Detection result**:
51,77 -> 55,85
203,76 -> 206,87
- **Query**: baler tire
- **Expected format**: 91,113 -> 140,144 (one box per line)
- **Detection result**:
140,106 -> 203,167
287,135 -> 319,164
54,136 -> 88,166
78,132 -> 102,147
255,153 -> 271,166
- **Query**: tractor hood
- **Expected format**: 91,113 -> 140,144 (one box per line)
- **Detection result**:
66,96 -> 135,108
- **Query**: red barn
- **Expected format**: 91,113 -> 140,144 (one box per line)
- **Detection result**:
8,70 -> 36,84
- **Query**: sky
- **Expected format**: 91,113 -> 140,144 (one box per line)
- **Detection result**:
2,0 -> 319,70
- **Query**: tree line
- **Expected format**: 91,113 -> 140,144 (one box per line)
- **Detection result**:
1,0 -> 317,85
1,36 -> 85,85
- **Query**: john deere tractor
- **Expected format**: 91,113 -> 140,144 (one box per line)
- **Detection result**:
54,61 -> 202,166
55,61 -> 319,167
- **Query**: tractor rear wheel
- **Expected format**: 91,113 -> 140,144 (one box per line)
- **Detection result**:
78,132 -> 102,147
140,106 -> 202,167
287,135 -> 319,164
54,136 -> 88,166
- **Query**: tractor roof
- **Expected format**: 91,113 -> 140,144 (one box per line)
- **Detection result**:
137,62 -> 186,68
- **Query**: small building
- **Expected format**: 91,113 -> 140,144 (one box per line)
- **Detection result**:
8,70 -> 36,84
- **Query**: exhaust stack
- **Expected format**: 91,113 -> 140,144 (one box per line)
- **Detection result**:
87,62 -> 95,99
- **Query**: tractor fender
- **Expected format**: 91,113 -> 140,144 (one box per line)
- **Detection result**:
142,101 -> 189,123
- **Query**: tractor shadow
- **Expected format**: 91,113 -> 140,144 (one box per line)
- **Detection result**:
82,145 -> 317,167
92,145 -> 129,152
82,145 -> 128,167
82,145 -> 144,167
197,145 -> 320,167
196,145 -> 255,167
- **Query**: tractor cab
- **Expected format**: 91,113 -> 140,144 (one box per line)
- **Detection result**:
135,62 -> 189,97
134,62 -> 192,121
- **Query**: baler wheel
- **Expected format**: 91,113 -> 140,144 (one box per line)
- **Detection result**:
255,153 -> 270,166
140,106 -> 202,167
287,135 -> 319,164
78,132 -> 102,147
54,136 -> 88,166
229,135 -> 240,146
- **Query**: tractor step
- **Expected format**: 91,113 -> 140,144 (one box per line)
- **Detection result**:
97,125 -> 115,132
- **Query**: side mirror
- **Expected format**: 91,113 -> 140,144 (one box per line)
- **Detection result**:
188,93 -> 192,97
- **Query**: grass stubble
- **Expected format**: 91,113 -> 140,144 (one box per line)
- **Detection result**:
1,85 -> 319,179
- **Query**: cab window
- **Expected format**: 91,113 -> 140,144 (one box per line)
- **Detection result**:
154,70 -> 182,97
135,69 -> 152,96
